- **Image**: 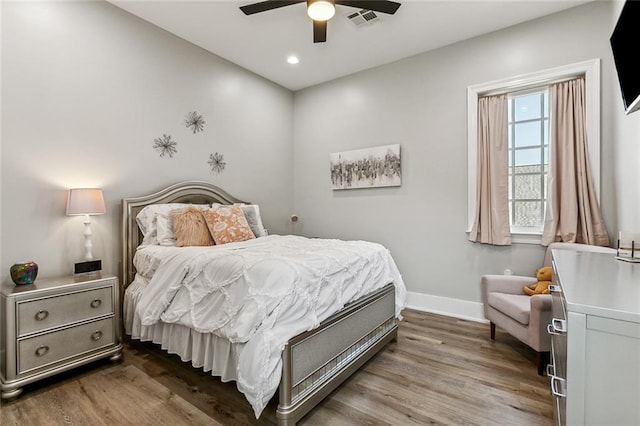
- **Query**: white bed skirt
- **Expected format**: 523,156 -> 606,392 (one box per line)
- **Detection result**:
123,277 -> 241,384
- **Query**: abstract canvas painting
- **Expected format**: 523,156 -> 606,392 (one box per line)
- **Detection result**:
330,144 -> 401,190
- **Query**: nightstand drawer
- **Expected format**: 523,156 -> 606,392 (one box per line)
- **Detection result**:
17,317 -> 114,374
17,286 -> 113,337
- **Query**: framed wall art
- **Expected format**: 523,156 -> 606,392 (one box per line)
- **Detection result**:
330,144 -> 401,190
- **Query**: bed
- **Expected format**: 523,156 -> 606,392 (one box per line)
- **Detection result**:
120,181 -> 407,425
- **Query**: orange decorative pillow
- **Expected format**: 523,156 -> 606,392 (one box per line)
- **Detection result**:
202,205 -> 255,245
169,206 -> 213,247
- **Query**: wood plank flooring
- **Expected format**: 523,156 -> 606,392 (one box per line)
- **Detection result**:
0,309 -> 552,425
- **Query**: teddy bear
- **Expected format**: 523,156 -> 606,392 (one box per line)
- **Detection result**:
523,265 -> 553,295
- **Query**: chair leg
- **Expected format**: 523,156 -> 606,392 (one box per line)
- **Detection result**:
536,351 -> 549,376
490,322 -> 496,340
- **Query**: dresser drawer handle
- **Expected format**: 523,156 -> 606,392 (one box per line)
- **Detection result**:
90,299 -> 102,309
550,375 -> 566,398
35,310 -> 49,321
548,285 -> 562,293
547,318 -> 567,335
91,331 -> 103,341
546,363 -> 556,377
35,345 -> 50,357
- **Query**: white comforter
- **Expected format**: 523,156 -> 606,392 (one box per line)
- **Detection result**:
133,234 -> 407,418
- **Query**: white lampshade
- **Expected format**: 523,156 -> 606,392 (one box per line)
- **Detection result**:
307,0 -> 335,21
66,188 -> 106,216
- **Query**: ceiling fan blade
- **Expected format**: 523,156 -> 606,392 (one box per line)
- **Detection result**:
313,20 -> 327,43
335,0 -> 401,14
240,0 -> 305,15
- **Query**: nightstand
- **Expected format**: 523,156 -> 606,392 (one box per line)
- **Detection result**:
0,273 -> 123,400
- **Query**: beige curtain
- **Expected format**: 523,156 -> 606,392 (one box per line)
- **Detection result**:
469,94 -> 511,245
541,77 -> 609,246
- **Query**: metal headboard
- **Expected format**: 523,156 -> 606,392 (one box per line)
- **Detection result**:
120,181 -> 247,294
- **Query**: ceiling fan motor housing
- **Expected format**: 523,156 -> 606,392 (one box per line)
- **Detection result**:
239,0 -> 401,43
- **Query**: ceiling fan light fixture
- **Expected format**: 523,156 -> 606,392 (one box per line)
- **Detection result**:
307,0 -> 335,22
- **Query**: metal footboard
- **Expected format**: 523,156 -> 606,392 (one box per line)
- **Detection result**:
276,283 -> 397,425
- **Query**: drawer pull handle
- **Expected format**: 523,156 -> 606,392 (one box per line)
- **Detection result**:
91,331 -> 103,341
548,285 -> 562,293
546,363 -> 556,377
35,310 -> 49,321
90,299 -> 102,308
550,375 -> 566,398
547,318 -> 567,335
35,345 -> 49,357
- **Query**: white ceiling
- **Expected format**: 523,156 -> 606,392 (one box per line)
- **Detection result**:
108,0 -> 592,91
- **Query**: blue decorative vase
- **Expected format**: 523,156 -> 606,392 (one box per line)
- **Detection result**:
10,261 -> 38,285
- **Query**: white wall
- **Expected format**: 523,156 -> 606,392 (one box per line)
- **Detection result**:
1,1 -> 294,283
608,2 -> 640,236
293,1 -> 639,319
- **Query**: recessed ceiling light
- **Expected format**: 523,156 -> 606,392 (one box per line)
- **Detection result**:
287,55 -> 300,65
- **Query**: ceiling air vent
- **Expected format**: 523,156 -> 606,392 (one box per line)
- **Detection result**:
347,10 -> 379,27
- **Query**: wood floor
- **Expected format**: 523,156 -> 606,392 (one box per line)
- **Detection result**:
0,309 -> 553,425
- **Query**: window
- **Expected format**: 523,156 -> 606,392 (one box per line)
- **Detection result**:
508,90 -> 548,233
467,59 -> 600,244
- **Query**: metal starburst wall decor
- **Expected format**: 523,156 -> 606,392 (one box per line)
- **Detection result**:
208,152 -> 226,174
153,134 -> 178,158
184,111 -> 205,134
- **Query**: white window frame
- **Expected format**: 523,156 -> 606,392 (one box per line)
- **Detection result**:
467,59 -> 601,244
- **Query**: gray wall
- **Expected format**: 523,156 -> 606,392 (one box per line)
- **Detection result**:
293,1 -> 639,316
2,1 -> 638,320
1,1 -> 294,283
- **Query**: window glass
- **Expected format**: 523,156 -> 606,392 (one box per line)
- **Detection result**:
508,89 -> 548,231
514,122 -> 542,147
514,174 -> 542,199
514,164 -> 541,175
514,201 -> 543,227
514,147 -> 541,166
514,94 -> 541,121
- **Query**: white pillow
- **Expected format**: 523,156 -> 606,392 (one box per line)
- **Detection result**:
239,204 -> 268,237
135,203 -> 208,246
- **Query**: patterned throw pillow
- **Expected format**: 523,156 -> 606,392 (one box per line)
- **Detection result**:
202,205 -> 255,245
169,206 -> 213,247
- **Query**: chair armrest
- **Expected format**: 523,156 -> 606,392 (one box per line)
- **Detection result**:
529,294 -> 554,352
530,294 -> 552,312
481,275 -> 538,295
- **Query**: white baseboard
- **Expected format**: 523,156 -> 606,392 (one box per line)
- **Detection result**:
405,291 -> 488,323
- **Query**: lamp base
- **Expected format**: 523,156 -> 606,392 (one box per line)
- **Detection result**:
74,260 -> 102,274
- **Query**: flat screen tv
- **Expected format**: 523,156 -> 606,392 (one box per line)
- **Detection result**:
610,0 -> 640,115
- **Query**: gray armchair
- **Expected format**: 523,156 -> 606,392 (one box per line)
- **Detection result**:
481,242 -> 616,375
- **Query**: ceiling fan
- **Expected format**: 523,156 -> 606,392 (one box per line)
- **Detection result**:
239,0 -> 402,43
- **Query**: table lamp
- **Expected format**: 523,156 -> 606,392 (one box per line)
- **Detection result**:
66,188 -> 106,273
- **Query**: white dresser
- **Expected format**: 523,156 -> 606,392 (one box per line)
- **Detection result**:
0,273 -> 123,399
548,250 -> 640,426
